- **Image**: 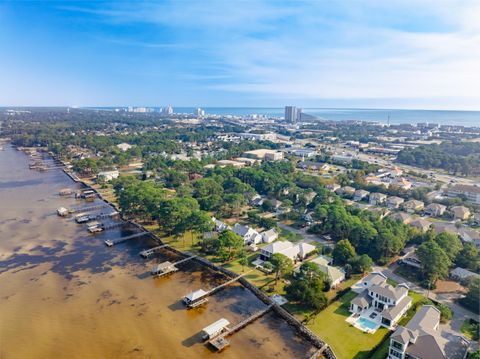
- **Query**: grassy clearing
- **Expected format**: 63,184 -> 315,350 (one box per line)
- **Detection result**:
461,319 -> 479,340
393,266 -> 422,286
306,291 -> 390,359
223,253 -> 276,287
278,227 -> 303,243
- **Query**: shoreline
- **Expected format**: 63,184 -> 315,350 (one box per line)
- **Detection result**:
25,145 -> 336,359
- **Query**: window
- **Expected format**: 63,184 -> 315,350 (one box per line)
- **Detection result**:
392,341 -> 403,350
389,348 -> 403,358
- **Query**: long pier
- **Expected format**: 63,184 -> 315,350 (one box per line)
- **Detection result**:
70,204 -> 110,213
98,221 -> 124,231
140,244 -> 169,258
105,232 -> 148,247
308,344 -> 330,359
151,254 -> 197,277
208,304 -> 274,351
183,272 -> 251,308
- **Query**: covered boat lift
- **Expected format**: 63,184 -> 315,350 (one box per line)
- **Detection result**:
201,318 -> 230,341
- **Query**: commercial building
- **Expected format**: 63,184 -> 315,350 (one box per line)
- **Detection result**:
447,184 -> 480,204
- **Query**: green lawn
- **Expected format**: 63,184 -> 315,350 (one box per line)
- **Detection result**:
461,319 -> 479,341
306,291 -> 390,359
223,253 -> 276,287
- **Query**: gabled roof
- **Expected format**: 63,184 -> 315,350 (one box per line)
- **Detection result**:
370,282 -> 408,301
351,289 -> 372,308
381,295 -> 412,320
262,240 -> 294,254
233,223 -> 253,237
362,272 -> 387,286
261,228 -> 278,240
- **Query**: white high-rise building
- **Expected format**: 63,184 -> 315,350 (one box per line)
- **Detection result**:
285,106 -> 297,123
195,107 -> 205,117
161,106 -> 174,115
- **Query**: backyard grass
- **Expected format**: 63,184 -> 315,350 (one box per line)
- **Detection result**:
461,319 -> 479,341
223,254 -> 276,287
306,290 -> 390,359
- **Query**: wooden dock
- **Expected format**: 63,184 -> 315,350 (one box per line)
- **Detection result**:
105,232 -> 148,247
308,344 -> 330,359
151,255 -> 197,277
97,221 -> 124,231
183,272 -> 251,308
208,304 -> 274,351
70,204 -> 110,213
139,244 -> 168,258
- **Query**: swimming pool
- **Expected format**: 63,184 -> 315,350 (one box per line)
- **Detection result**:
356,317 -> 379,331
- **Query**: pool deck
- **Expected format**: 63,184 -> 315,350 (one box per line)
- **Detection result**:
346,308 -> 382,333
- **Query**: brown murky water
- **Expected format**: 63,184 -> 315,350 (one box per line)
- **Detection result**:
0,145 -> 315,359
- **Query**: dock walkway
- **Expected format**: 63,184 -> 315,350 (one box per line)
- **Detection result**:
184,272 -> 251,308
105,232 -> 147,247
151,254 -> 197,277
70,204 -> 110,213
208,304 -> 274,351
140,244 -> 168,258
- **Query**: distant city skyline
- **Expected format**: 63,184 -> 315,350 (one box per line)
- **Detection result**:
1,1 -> 480,110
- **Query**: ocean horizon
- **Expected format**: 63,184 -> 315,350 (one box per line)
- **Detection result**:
94,107 -> 480,127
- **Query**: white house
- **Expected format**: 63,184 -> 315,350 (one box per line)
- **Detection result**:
350,281 -> 412,329
259,240 -> 316,262
97,170 -> 119,181
116,143 -> 132,152
232,223 -> 261,244
212,217 -> 230,232
352,272 -> 388,293
261,228 -> 278,243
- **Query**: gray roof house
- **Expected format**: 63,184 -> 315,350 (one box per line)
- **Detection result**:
409,218 -> 432,232
212,217 -> 230,232
369,192 -> 387,206
403,200 -> 425,213
389,212 -> 412,224
350,281 -> 412,329
424,203 -> 447,217
386,196 -> 405,209
232,223 -> 261,244
354,189 -> 370,202
388,305 -> 469,359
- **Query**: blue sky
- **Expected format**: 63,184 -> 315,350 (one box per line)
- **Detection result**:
1,1 -> 479,109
